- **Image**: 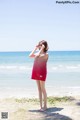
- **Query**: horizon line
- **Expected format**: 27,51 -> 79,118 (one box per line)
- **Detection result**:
0,50 -> 80,52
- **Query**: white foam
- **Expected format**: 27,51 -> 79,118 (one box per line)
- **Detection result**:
66,65 -> 78,69
0,64 -> 80,73
52,67 -> 58,70
58,65 -> 63,67
0,66 -> 5,69
78,64 -> 80,67
6,66 -> 17,69
48,64 -> 80,72
19,66 -> 31,70
0,65 -> 32,72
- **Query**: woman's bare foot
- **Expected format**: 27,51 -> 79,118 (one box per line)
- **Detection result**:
39,107 -> 47,112
43,107 -> 47,111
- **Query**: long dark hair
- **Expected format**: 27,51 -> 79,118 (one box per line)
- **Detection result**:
38,40 -> 49,53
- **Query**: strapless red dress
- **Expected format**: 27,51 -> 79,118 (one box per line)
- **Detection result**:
31,57 -> 47,81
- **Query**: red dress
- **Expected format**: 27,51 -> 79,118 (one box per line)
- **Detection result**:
31,57 -> 47,81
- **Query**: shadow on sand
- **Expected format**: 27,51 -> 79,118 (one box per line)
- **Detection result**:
76,101 -> 80,106
29,107 -> 72,120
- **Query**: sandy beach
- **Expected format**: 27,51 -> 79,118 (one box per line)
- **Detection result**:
0,94 -> 80,120
0,84 -> 80,120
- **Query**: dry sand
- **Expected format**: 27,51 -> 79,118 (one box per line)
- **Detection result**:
0,96 -> 80,120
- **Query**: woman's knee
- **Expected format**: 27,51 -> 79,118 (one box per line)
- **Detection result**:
40,81 -> 45,88
36,81 -> 42,92
41,85 -> 46,93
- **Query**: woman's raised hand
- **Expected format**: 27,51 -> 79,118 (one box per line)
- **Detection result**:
42,44 -> 45,49
35,44 -> 39,50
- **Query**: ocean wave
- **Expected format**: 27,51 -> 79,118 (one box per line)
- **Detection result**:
66,65 -> 78,69
50,64 -> 80,72
19,66 -> 31,70
78,64 -> 80,67
0,65 -> 32,71
0,64 -> 80,73
0,65 -> 16,70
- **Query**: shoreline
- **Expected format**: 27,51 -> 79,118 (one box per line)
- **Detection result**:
0,86 -> 80,99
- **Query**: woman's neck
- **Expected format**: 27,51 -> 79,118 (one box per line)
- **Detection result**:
40,51 -> 45,54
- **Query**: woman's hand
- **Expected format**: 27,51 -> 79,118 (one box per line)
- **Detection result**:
35,44 -> 39,49
29,45 -> 38,58
36,44 -> 45,52
41,44 -> 45,49
35,45 -> 39,50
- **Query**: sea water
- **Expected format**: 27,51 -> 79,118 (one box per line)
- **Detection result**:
0,51 -> 80,97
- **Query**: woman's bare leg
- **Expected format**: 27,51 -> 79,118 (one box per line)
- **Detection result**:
40,81 -> 47,110
36,80 -> 42,109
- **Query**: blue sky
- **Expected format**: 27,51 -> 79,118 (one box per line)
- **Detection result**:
0,0 -> 80,51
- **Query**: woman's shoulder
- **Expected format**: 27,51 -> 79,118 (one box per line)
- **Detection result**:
45,52 -> 49,59
46,52 -> 49,56
39,52 -> 48,57
34,52 -> 49,60
40,52 -> 49,60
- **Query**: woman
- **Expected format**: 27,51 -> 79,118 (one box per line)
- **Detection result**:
29,40 -> 49,111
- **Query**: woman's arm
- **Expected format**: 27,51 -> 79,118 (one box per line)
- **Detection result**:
36,44 -> 45,56
29,44 -> 45,58
29,46 -> 38,58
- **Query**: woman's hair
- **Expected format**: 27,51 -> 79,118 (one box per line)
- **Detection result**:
38,40 -> 49,53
